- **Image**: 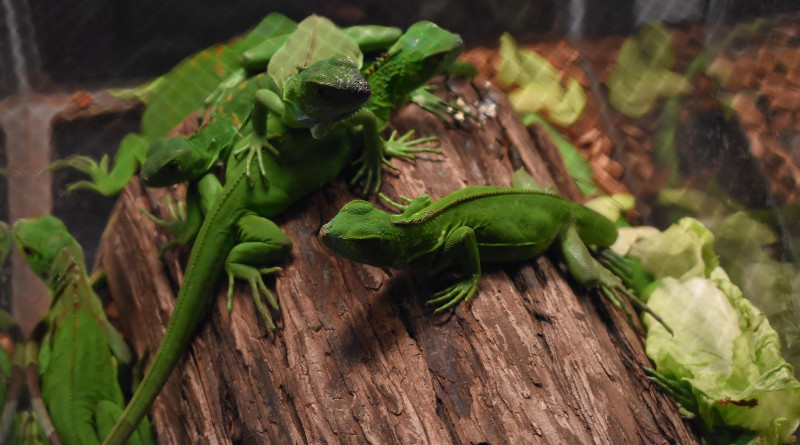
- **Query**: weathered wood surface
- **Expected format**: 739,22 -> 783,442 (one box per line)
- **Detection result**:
97,79 -> 698,444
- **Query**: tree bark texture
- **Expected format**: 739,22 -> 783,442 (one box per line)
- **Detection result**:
97,79 -> 699,444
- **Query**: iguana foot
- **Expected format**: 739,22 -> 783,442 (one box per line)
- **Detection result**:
410,86 -> 476,126
377,193 -> 413,211
597,250 -> 672,334
232,133 -> 279,181
426,275 -> 479,313
226,264 -> 281,330
351,130 -> 441,195
602,284 -> 672,335
140,195 -> 200,254
383,129 -> 441,160
45,155 -> 123,196
645,368 -> 697,411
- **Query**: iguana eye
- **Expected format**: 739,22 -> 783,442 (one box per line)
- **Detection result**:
20,245 -> 34,257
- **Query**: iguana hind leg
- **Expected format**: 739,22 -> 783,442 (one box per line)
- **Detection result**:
409,86 -> 476,125
141,174 -> 221,253
46,133 -> 149,196
225,215 -> 293,330
560,225 -> 671,333
426,226 -> 482,313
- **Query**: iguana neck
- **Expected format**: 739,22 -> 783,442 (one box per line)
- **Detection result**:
46,248 -> 91,305
364,54 -> 402,122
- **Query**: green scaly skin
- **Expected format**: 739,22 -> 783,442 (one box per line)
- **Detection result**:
142,21 -> 464,246
45,13 -> 299,197
141,54 -> 370,188
101,117 -> 367,445
140,56 -> 370,247
144,20 -> 463,194
363,20 -> 463,122
13,216 -> 153,445
319,174 -> 667,328
48,15 -> 399,197
341,20 -> 466,193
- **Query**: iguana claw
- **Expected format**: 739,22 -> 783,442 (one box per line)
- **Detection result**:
226,264 -> 281,330
140,195 -> 200,255
42,155 -> 136,196
426,276 -> 479,313
410,86 -> 477,126
45,155 -> 122,195
351,129 -> 441,195
383,129 -> 441,159
232,133 -> 277,181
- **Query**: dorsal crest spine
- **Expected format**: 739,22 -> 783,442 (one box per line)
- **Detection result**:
392,188 -> 560,226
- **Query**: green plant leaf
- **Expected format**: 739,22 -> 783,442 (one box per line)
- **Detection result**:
607,23 -> 692,118
499,33 -> 586,125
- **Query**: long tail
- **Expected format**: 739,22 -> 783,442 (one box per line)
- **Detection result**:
101,277 -> 215,445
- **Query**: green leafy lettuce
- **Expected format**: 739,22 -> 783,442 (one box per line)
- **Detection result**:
606,23 -> 691,118
616,218 -> 800,444
498,33 -> 587,126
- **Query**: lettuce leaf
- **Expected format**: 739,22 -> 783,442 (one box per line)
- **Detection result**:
498,33 -> 586,126
623,218 -> 800,443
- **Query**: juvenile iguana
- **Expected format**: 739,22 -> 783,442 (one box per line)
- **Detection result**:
99,86 -> 374,445
13,216 -> 153,445
48,14 -> 401,197
140,55 -> 371,248
319,171 -> 667,327
103,20 -> 466,443
141,20 -> 464,246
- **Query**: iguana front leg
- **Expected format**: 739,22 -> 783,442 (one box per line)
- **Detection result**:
346,108 -> 441,194
379,193 -> 433,216
47,133 -> 150,196
409,86 -> 476,125
142,173 -> 222,252
225,214 -> 293,330
426,226 -> 482,313
560,225 -> 671,333
231,89 -> 286,180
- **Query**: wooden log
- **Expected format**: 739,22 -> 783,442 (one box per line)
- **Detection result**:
97,79 -> 698,444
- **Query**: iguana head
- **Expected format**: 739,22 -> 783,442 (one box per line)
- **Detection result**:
13,216 -> 80,279
396,21 -> 463,78
141,136 -> 207,187
283,56 -> 371,138
319,200 -> 403,268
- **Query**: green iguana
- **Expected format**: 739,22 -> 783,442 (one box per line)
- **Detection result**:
139,55 -> 372,249
47,14 -> 402,197
101,20 -> 466,444
13,216 -> 153,445
99,95 -> 374,445
319,170 -> 668,328
140,20 -> 464,247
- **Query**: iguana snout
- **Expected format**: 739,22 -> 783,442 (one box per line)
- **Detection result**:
285,56 -> 371,136
319,200 -> 402,268
13,216 -> 80,279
